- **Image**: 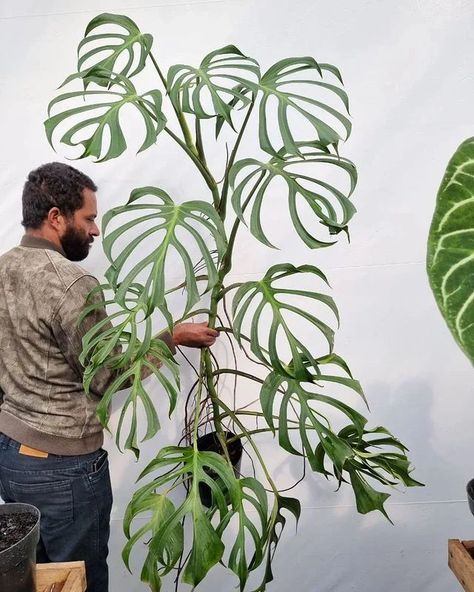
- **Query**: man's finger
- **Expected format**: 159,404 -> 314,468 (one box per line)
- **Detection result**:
207,328 -> 219,337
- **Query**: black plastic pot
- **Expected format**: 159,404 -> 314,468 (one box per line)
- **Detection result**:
467,479 -> 474,516
0,503 -> 41,592
196,431 -> 243,508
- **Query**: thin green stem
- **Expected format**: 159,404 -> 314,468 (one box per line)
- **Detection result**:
147,54 -> 220,208
195,117 -> 207,165
212,368 -> 264,384
215,397 -> 279,492
218,97 -> 256,219
202,348 -> 232,465
192,353 -> 206,446
149,52 -> 197,155
218,169 -> 266,280
219,282 -> 243,298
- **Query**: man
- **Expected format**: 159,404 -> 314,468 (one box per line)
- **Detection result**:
0,162 -> 218,592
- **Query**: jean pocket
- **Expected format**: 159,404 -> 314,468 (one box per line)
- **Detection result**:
88,449 -> 109,483
10,478 -> 74,524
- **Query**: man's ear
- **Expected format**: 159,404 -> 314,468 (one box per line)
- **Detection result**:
47,207 -> 64,231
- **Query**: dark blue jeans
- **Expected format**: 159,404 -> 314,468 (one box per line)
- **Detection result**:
0,434 -> 112,592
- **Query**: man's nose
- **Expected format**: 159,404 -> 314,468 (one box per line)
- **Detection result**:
92,222 -> 100,236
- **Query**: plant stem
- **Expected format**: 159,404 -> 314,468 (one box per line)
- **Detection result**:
197,258 -> 267,442
148,53 -> 221,208
218,98 -> 256,219
218,170 -> 266,279
195,115 -> 207,165
192,353 -> 206,446
215,398 -> 279,492
149,52 -> 197,156
163,127 -> 219,207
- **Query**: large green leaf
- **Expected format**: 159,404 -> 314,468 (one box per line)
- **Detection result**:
257,57 -> 351,156
232,263 -> 338,380
124,446 -> 241,589
78,13 -> 153,81
230,142 -> 357,248
315,424 -> 423,519
427,137 -> 474,364
102,187 -> 227,316
216,477 -> 269,590
45,68 -> 166,162
253,494 -> 301,592
167,45 -> 260,128
260,354 -> 365,473
122,494 -> 182,592
79,284 -> 179,458
168,51 -> 350,157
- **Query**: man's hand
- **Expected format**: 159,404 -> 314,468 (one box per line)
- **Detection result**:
172,322 -> 219,348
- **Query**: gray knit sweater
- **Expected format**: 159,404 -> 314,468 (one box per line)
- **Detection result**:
0,235 -> 172,455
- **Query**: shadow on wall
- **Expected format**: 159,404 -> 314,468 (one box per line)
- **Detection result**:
366,378 -> 470,503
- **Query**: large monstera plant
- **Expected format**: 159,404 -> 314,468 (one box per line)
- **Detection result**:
46,13 -> 421,591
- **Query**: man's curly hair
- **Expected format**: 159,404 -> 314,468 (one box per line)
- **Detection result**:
22,162 -> 97,229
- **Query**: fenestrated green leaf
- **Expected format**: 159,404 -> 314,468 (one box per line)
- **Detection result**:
79,289 -> 180,458
122,494 -> 182,592
315,424 -> 423,518
217,477 -> 269,591
102,187 -> 227,316
253,494 -> 301,592
98,339 -> 178,458
167,45 -> 260,128
78,13 -> 153,82
124,446 -> 241,588
337,425 -> 423,489
232,263 -> 338,380
260,355 -> 365,473
427,137 -> 474,364
257,57 -> 351,156
45,68 -> 166,162
230,142 -> 357,248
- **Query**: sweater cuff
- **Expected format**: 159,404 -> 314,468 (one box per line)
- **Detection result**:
157,330 -> 176,355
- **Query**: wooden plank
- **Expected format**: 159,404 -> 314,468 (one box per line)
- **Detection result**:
61,569 -> 82,592
464,541 -> 474,555
36,562 -> 86,592
449,539 -> 474,592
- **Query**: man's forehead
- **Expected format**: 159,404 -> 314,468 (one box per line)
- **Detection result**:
81,188 -> 97,211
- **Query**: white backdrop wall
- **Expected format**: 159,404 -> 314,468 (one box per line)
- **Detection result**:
1,1 -> 473,591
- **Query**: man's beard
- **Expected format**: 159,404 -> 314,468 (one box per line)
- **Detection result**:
60,223 -> 92,261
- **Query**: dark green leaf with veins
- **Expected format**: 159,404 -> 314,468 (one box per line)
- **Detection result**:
80,290 -> 180,458
167,45 -> 260,129
124,446 -> 242,589
260,354 -> 365,473
257,58 -> 351,156
45,68 -> 166,162
102,187 -> 227,316
232,263 -> 338,380
78,13 -> 153,82
230,142 -> 357,248
427,137 -> 474,364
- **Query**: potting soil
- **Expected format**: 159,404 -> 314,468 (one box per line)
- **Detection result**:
0,513 -> 37,552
